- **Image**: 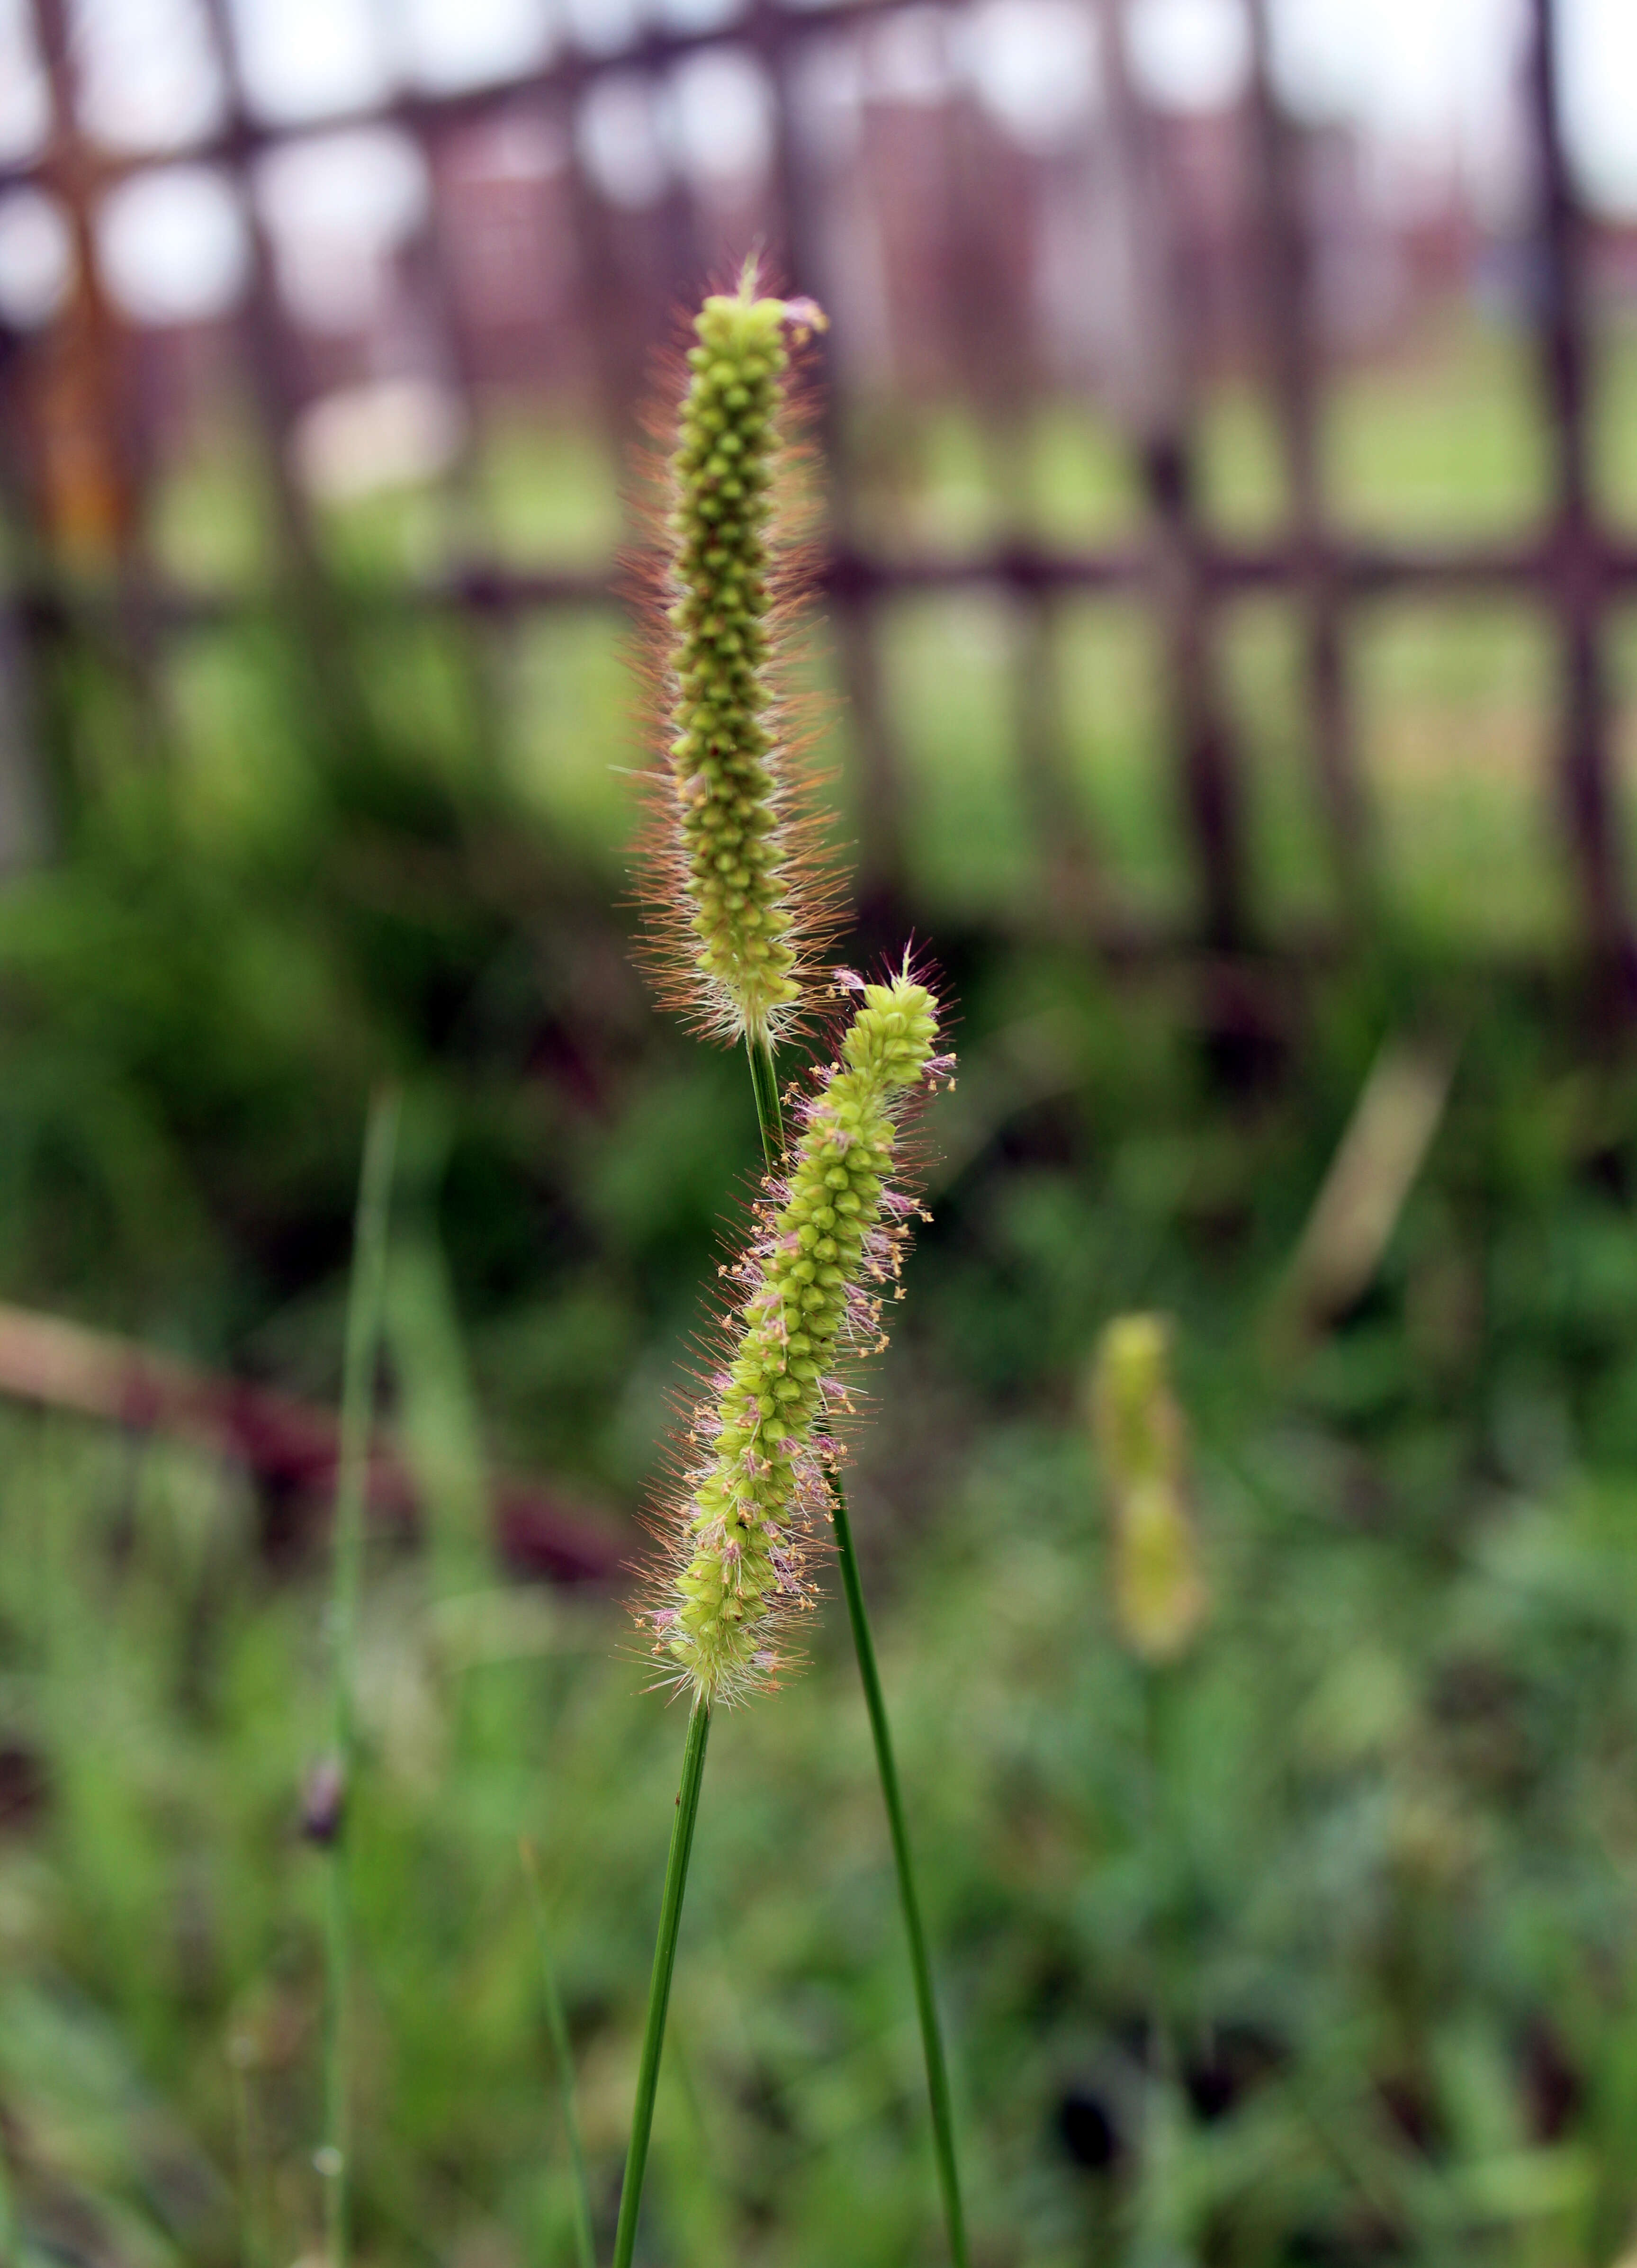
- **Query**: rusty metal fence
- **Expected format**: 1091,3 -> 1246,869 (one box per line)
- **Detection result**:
1,0 -> 1633,999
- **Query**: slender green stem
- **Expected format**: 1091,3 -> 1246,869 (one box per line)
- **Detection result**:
830,1474 -> 969,2268
1136,1664 -> 1183,2263
322,1086 -> 401,2268
744,1035 -> 968,2262
745,1033 -> 783,1174
229,2034 -> 269,2268
519,1838 -> 597,2268
612,1701 -> 712,2268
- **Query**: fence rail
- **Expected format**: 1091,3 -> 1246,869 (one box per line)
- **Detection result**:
1,0 -> 1630,993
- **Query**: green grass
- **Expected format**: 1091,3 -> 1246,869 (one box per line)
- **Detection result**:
1595,318 -> 1637,530
1324,316 -> 1553,539
10,970 -> 1637,2265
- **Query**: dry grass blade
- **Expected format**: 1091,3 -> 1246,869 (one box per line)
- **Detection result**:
1269,1031 -> 1457,1352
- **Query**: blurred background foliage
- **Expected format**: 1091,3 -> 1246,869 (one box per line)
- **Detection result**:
5,325 -> 1637,2268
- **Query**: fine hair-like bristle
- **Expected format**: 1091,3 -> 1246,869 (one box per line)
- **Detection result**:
636,971 -> 953,1706
629,258 -> 844,1049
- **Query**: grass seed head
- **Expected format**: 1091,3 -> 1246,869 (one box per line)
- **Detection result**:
642,971 -> 944,1706
1090,1313 -> 1209,1665
634,260 -> 839,1047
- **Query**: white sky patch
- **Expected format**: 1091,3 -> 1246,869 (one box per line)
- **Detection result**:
70,0 -> 225,152
398,0 -> 554,91
256,127 -> 430,330
229,0 -> 391,123
576,71 -> 673,205
668,46 -> 775,185
0,188 -> 72,327
1559,0 -> 1637,215
0,0 -> 50,165
1129,0 -> 1250,113
1271,1 -> 1523,139
559,0 -> 647,58
962,0 -> 1097,154
97,165 -> 248,323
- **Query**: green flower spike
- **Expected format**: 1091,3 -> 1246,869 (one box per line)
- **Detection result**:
643,263 -> 834,1048
646,973 -> 947,1706
1090,1313 -> 1209,1665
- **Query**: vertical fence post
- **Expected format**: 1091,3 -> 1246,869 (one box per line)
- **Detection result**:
946,82 -> 1104,935
394,109 -> 523,781
194,0 -> 393,767
1095,0 -> 1249,955
27,0 -> 135,574
561,91 -> 638,445
195,0 -> 328,583
1526,0 -> 1632,1020
399,114 -> 490,540
751,0 -> 910,934
27,0 -> 174,776
1244,0 -> 1371,932
27,0 -> 132,562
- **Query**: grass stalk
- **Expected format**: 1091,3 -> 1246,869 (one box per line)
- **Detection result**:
611,1700 -> 712,2268
746,1032 -> 783,1170
519,1837 -> 596,2268
228,2031 -> 270,2268
745,1039 -> 968,2266
830,1473 -> 969,2268
321,1085 -> 401,2268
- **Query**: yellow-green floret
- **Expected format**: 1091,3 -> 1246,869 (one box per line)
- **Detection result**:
665,279 -> 812,1042
1089,1314 -> 1209,1665
651,977 -> 943,1703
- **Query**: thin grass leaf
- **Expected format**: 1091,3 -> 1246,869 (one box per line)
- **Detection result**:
519,1837 -> 596,2268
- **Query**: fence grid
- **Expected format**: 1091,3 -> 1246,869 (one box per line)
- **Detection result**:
2,0 -> 1631,990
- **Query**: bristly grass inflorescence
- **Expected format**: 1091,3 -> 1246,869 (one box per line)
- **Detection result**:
644,971 -> 951,1707
636,259 -> 837,1049
1090,1313 -> 1208,1665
